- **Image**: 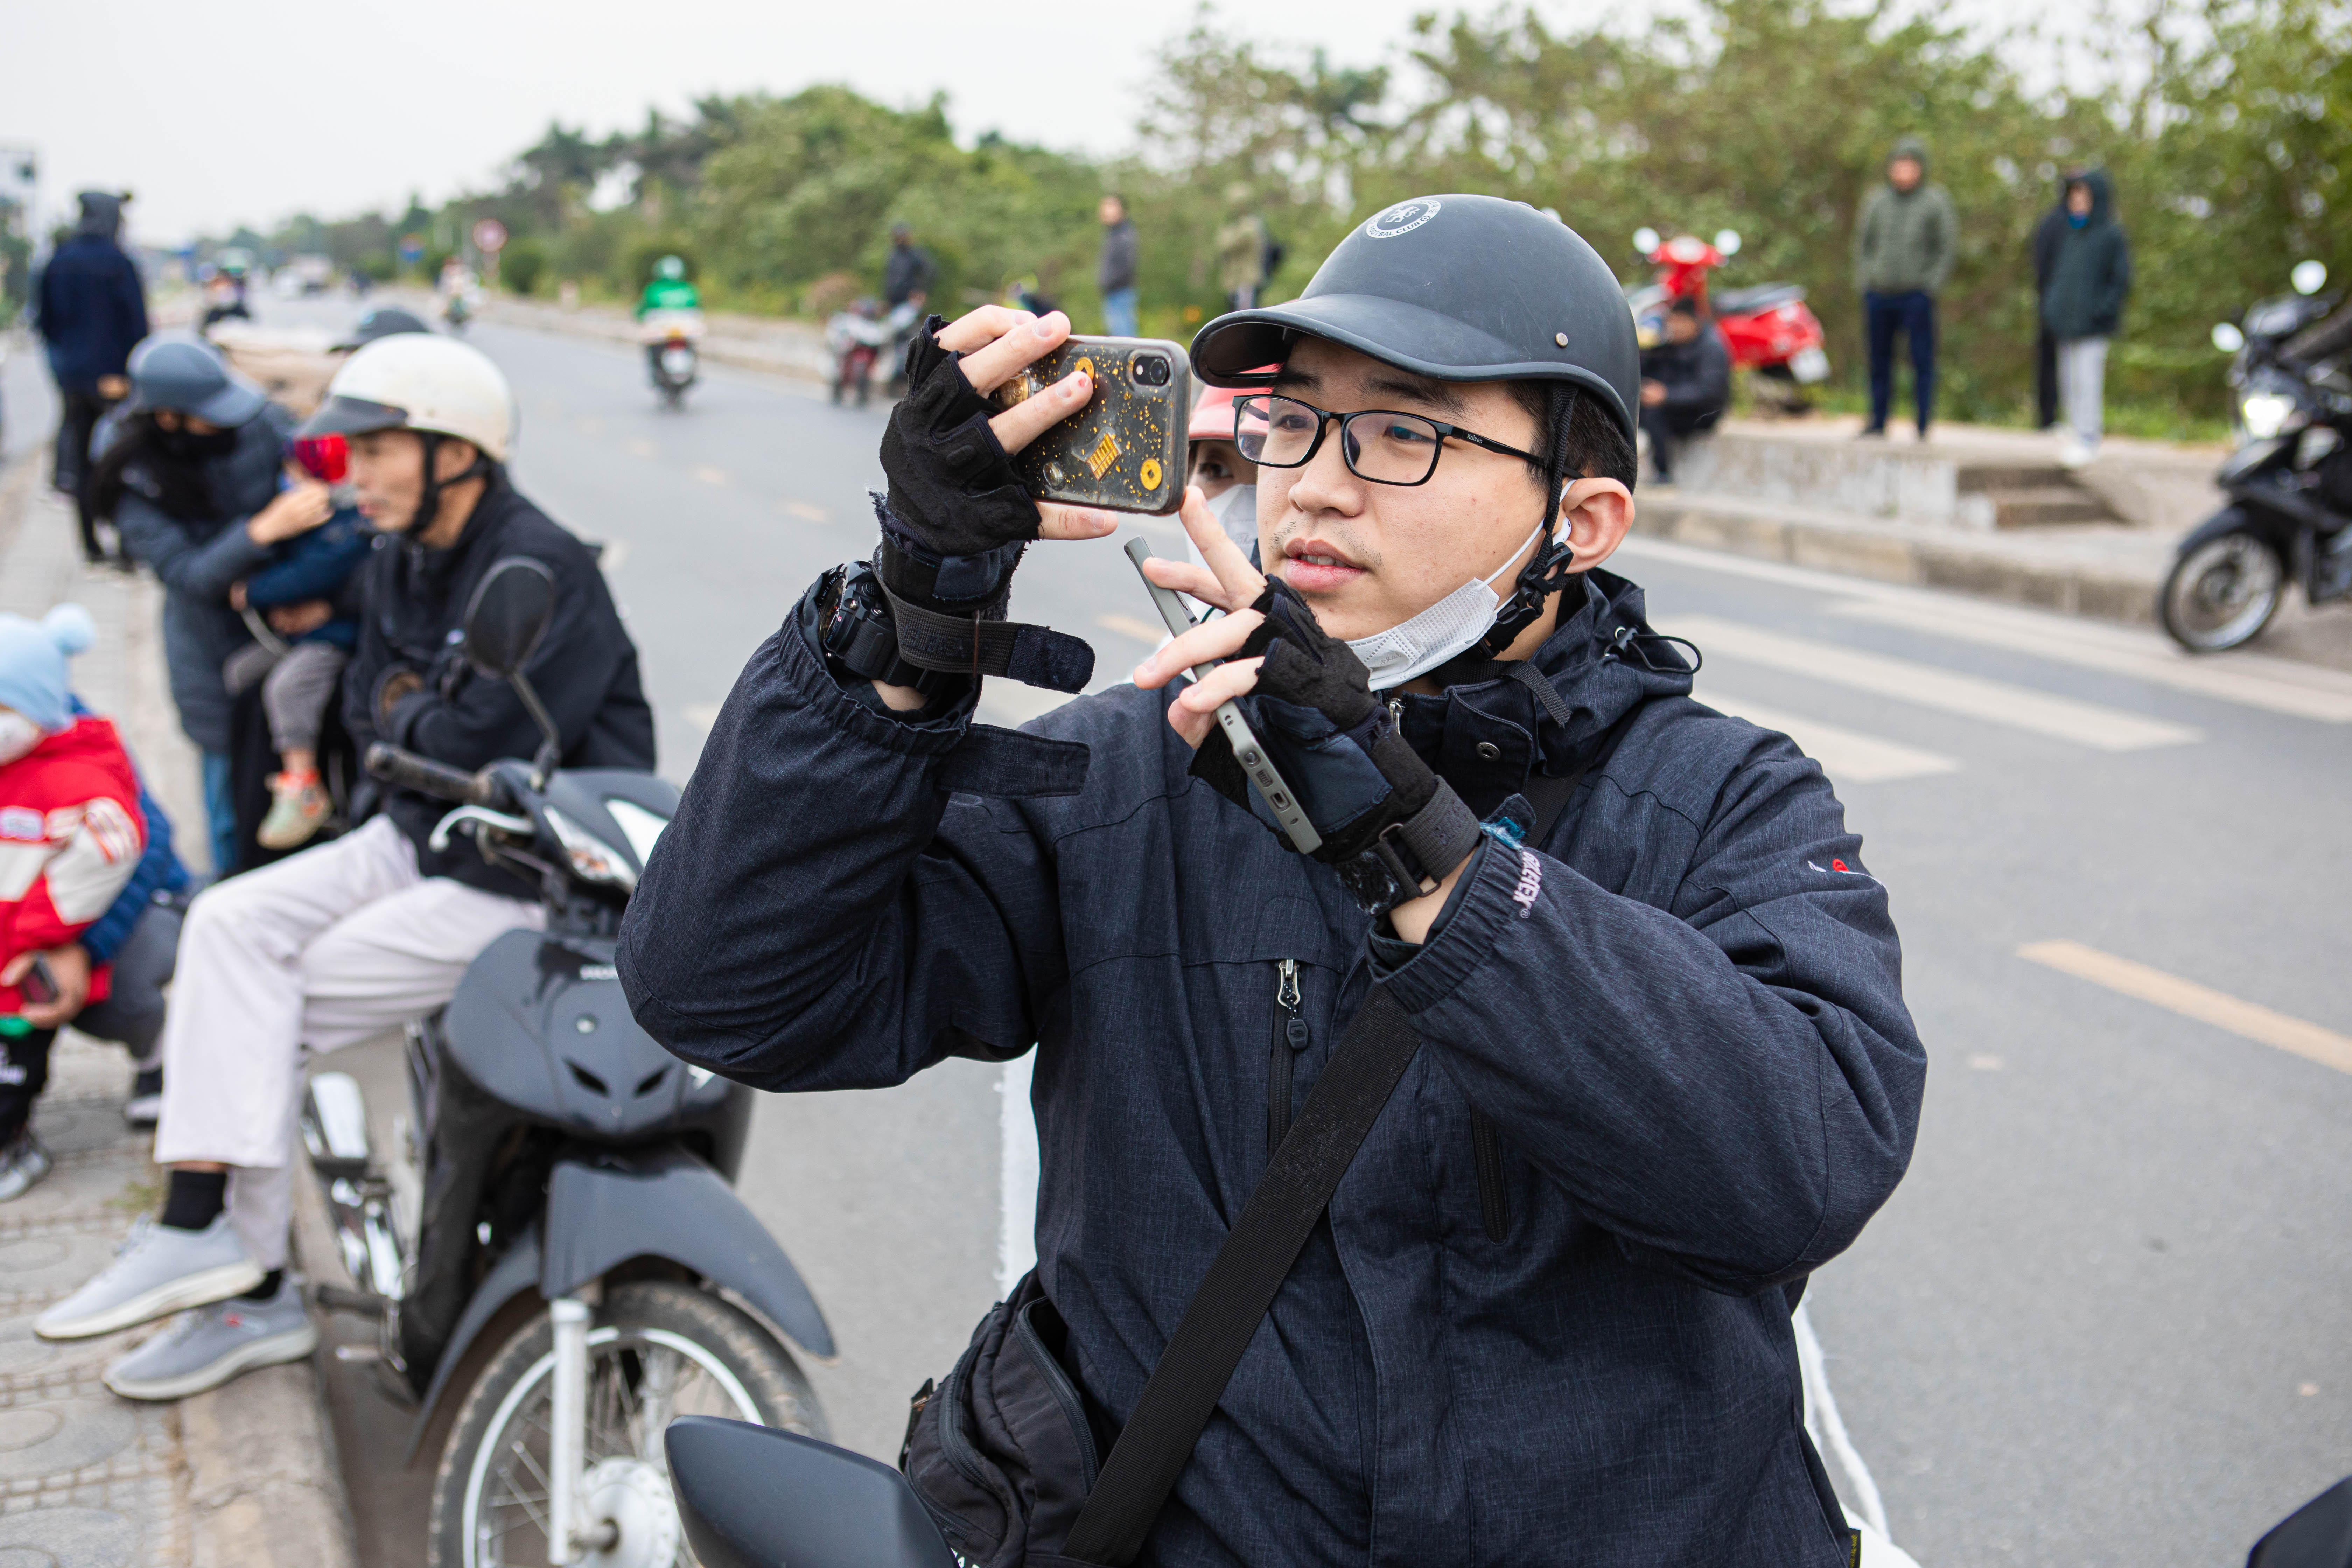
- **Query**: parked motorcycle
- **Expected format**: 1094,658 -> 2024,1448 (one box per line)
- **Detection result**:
640,308 -> 704,410
2159,260 -> 2352,652
1627,228 -> 1831,411
304,558 -> 833,1566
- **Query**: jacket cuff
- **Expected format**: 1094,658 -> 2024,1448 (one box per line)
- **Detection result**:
1374,833 -> 1546,1015
386,688 -> 438,750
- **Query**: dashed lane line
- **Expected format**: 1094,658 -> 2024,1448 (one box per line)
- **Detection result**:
1657,614 -> 2202,752
1698,689 -> 1960,784
2018,939 -> 2352,1076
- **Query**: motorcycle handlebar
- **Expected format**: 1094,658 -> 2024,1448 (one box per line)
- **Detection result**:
364,743 -> 496,806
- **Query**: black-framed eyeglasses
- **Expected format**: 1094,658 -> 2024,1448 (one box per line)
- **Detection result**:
1232,394 -> 1539,487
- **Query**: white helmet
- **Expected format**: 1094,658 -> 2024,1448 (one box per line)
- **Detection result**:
300,332 -> 516,461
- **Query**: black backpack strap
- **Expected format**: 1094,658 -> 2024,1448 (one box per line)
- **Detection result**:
1060,986 -> 1421,1566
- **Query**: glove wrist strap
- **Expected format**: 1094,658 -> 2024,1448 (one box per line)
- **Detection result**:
876,582 -> 1095,694
1330,780 -> 1483,916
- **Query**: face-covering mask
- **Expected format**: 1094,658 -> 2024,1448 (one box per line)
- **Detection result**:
0,712 -> 44,766
1345,516 -> 1553,691
156,425 -> 239,462
1206,484 -> 1258,558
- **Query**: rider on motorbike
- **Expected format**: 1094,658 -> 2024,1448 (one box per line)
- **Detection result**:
636,254 -> 700,318
35,336 -> 655,1401
622,195 -> 1923,1566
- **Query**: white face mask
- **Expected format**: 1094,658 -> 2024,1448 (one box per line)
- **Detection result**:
1186,484 -> 1260,570
1345,517 -> 1553,691
0,712 -> 44,766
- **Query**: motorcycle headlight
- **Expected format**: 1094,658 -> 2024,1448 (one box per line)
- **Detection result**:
2240,392 -> 2301,441
542,806 -> 636,891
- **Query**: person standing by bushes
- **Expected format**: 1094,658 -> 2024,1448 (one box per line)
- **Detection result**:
2041,169 -> 2131,469
1853,138 -> 1956,442
1099,194 -> 1139,336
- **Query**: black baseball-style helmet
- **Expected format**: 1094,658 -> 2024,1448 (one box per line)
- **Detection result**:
1189,194 -> 1640,440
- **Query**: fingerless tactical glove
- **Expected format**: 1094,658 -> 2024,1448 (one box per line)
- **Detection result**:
1190,580 -> 1481,913
869,318 -> 1092,693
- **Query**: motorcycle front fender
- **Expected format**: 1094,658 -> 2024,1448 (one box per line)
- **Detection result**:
2178,501 -> 2306,559
402,1148 -> 834,1461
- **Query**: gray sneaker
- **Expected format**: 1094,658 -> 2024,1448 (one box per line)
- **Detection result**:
0,1131 -> 50,1201
34,1215 -> 263,1340
123,1067 -> 163,1129
105,1283 -> 317,1400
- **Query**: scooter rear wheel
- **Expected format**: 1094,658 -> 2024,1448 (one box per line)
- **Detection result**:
427,1279 -> 826,1568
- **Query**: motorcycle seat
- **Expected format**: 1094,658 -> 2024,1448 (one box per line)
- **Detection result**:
1715,283 -> 1807,316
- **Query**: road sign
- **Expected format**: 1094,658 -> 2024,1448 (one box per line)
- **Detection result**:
398,234 -> 424,265
472,219 -> 507,254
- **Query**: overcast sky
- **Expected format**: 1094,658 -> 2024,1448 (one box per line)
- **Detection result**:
9,0 -> 2082,246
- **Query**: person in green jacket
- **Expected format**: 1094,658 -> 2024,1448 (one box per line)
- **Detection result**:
636,254 -> 700,316
1853,136 -> 1958,440
2040,169 -> 2130,467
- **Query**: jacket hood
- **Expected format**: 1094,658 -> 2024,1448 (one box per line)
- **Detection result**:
75,192 -> 124,240
2064,168 -> 2115,227
1886,137 -> 1930,176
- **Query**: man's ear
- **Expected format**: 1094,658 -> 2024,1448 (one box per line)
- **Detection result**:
1559,477 -> 1633,574
434,438 -> 483,480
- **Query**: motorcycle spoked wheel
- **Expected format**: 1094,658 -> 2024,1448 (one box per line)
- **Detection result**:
427,1280 -> 827,1568
2159,530 -> 2286,652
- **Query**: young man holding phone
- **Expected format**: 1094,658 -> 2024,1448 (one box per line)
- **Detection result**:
620,195 -> 1924,1567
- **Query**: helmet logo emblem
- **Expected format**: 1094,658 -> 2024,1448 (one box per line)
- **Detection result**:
1364,199 -> 1441,239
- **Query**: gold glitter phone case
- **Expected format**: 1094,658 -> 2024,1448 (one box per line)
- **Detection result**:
989,336 -> 1191,515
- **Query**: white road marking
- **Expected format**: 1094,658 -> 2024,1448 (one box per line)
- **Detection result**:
1620,533 -> 2352,722
625,438 -> 656,459
2019,939 -> 2352,1076
596,539 -> 630,572
998,1055 -> 1040,1292
781,500 -> 829,524
1795,1302 -> 1893,1542
681,702 -> 721,733
1659,615 -> 2201,752
1699,688 -> 1960,784
692,465 -> 729,487
1096,612 -> 1172,648
1830,597 -> 2352,722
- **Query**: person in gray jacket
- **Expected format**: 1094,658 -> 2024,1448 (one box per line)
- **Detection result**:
85,337 -> 334,873
1853,137 -> 1958,440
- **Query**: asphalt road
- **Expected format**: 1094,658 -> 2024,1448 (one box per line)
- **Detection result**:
23,296 -> 2352,1566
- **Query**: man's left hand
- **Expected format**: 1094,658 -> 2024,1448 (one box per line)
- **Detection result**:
3,945 -> 92,1029
1640,380 -> 1667,407
266,600 -> 334,637
377,667 -> 425,722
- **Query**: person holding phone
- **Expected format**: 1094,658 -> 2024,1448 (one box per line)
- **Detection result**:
620,195 -> 1922,1567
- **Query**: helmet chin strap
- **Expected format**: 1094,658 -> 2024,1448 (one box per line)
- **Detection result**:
396,431 -> 492,541
1470,382 -> 1581,660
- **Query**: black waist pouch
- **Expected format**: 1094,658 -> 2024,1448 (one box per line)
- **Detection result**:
901,1271 -> 1107,1568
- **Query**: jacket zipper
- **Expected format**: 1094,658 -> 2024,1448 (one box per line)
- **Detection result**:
1470,1108 -> 1510,1241
1268,959 -> 1306,1155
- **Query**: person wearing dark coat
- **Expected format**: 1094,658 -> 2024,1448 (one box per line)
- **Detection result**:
86,336 -> 333,875
2040,169 -> 2131,466
2029,174 -> 2080,430
881,223 -> 938,310
1637,298 -> 1731,483
32,192 -> 150,561
618,197 -> 1923,1567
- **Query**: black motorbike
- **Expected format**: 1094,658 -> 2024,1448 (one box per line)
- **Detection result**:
302,558 -> 834,1567
645,322 -> 701,410
2159,262 -> 2352,652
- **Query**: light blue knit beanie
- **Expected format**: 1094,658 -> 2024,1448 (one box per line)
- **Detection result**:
0,605 -> 98,733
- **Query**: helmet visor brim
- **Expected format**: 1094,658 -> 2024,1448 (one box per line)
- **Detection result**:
1192,295 -> 1636,440
296,393 -> 410,444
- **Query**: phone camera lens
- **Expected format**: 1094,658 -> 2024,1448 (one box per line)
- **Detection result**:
1131,353 -> 1171,387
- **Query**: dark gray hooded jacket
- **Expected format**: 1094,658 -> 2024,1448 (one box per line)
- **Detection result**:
618,567 -> 1925,1568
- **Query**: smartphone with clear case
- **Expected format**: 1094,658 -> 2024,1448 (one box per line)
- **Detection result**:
992,337 -> 1190,515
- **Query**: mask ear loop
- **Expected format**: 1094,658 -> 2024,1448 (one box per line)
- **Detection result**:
1471,383 -> 1582,659
1606,625 -> 1705,674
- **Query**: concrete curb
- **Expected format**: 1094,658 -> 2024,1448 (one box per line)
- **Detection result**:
1634,488 -> 2175,625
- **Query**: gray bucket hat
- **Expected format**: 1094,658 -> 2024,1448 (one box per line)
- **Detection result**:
120,335 -> 269,426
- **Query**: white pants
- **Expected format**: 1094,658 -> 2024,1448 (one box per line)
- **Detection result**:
154,817 -> 543,1268
2058,335 -> 2109,453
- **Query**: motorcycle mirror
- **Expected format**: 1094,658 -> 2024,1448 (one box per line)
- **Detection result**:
1715,229 -> 1743,257
2292,260 -> 2329,296
463,557 -> 558,682
1632,227 -> 1660,257
2247,1475 -> 2352,1567
2212,322 -> 2247,354
665,1417 -> 960,1568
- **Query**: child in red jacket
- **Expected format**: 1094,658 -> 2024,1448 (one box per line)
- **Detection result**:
1,606 -> 146,1199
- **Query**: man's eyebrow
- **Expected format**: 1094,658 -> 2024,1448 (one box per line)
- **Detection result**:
1365,372 -> 1467,415
1269,366 -> 1320,392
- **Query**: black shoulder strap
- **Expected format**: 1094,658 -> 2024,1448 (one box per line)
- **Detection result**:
1061,732 -> 1617,1566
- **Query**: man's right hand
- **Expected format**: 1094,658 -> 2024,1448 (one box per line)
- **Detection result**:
246,479 -> 334,546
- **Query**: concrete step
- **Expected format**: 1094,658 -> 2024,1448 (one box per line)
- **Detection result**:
1983,486 -> 2116,528
1956,462 -> 2074,493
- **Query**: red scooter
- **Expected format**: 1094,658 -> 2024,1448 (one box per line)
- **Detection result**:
1626,228 -> 1831,411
